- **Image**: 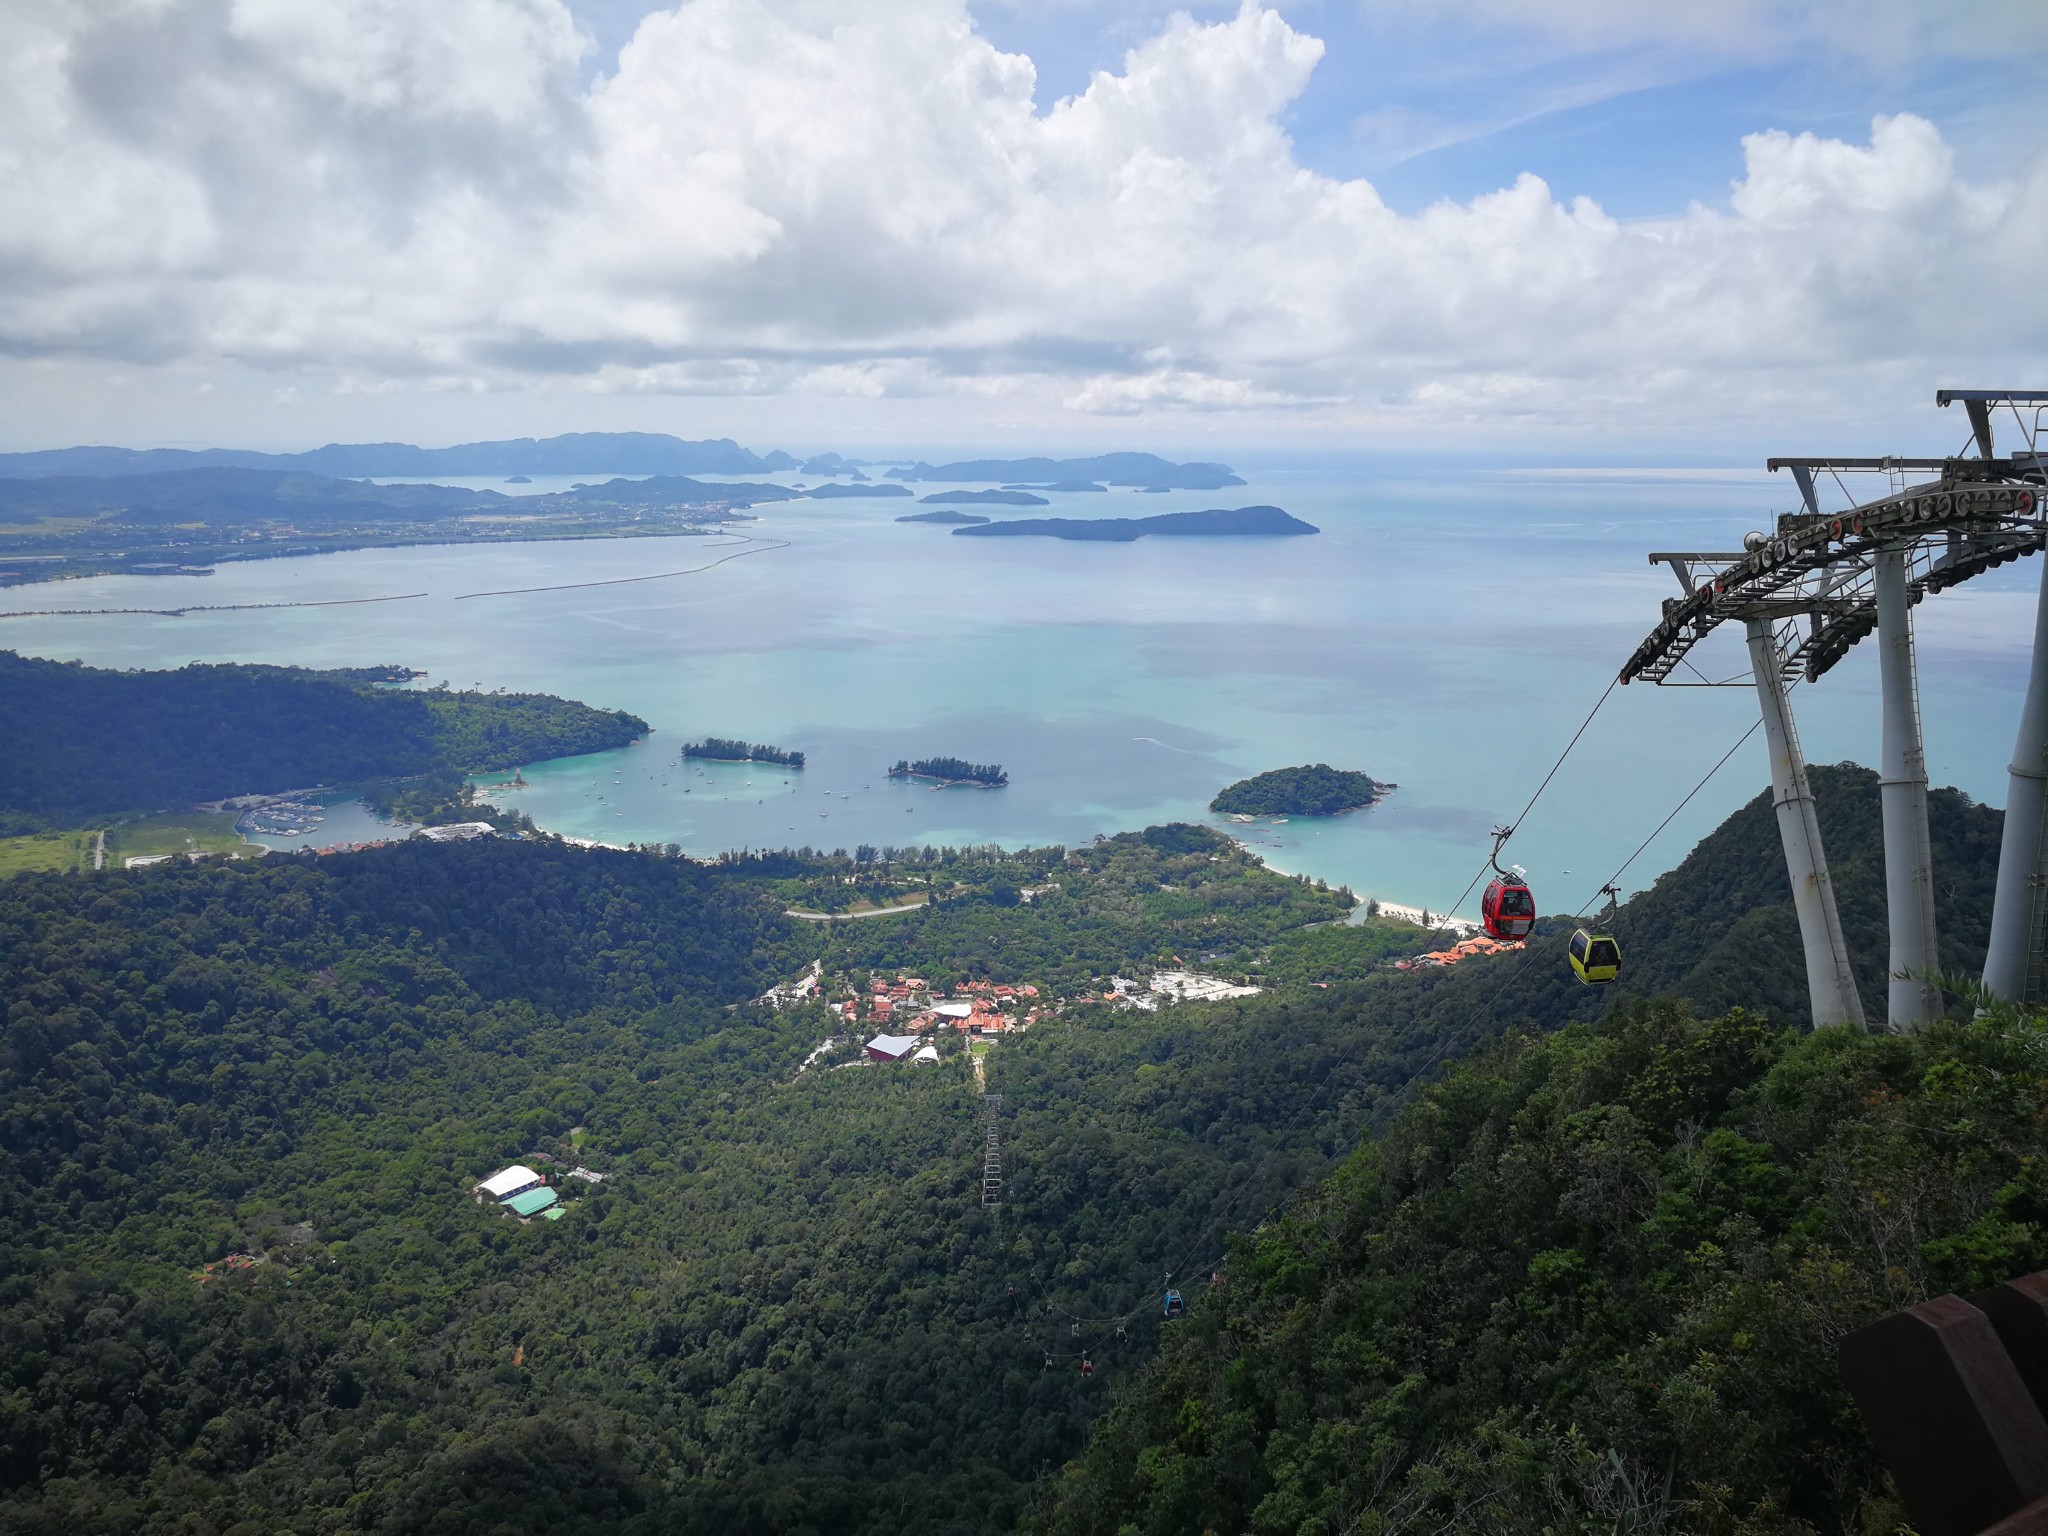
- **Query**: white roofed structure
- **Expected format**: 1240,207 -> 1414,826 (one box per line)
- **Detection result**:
476,1165 -> 542,1201
865,1034 -> 919,1061
912,1044 -> 940,1063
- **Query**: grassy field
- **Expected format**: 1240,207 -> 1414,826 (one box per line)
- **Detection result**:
0,828 -> 100,876
108,812 -> 255,865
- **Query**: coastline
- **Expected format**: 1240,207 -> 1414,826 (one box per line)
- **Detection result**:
1221,830 -> 1482,937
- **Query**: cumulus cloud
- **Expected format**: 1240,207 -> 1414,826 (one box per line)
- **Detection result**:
2,0 -> 2044,429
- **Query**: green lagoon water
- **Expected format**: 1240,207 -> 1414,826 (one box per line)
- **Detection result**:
2,460 -> 2036,919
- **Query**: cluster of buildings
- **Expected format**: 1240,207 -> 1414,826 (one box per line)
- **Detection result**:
473,1160 -> 606,1222
833,974 -> 1045,1038
1073,971 -> 1263,1013
1394,934 -> 1524,970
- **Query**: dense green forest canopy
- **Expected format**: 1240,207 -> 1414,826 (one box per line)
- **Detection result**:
0,761 -> 2021,1534
1033,997 -> 2048,1536
683,739 -> 805,768
1210,764 -> 1386,817
889,758 -> 1008,787
0,828 -> 1381,1535
0,651 -> 646,831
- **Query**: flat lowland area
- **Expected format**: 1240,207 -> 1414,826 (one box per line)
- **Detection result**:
0,828 -> 98,876
110,811 -> 254,864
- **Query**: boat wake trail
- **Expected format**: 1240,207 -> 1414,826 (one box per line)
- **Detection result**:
454,538 -> 791,600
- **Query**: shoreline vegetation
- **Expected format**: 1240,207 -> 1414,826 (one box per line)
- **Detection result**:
887,756 -> 1008,788
683,737 -> 806,768
1211,763 -> 1393,817
0,651 -> 646,842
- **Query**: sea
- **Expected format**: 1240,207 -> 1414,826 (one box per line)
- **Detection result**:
3,458 -> 2036,922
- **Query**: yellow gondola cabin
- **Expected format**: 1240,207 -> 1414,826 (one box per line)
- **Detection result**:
1568,927 -> 1620,985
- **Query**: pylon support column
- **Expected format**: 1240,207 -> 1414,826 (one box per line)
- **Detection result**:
1747,618 -> 1867,1027
1874,546 -> 1941,1027
1984,557 -> 2048,1004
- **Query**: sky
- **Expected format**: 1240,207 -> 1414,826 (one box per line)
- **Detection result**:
4,0 -> 2047,457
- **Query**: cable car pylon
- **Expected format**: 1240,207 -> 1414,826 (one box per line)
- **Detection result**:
1621,387 -> 2048,1026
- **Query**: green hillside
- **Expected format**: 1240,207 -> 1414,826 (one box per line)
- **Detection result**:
0,651 -> 646,832
1032,995 -> 2046,1536
0,757 -> 2022,1534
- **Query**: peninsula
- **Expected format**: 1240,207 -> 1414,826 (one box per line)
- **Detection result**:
0,467 -> 790,587
888,756 -> 1008,788
953,505 -> 1318,542
1210,764 -> 1391,817
683,738 -> 805,768
0,650 -> 646,847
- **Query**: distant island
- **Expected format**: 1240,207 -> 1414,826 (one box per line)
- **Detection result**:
954,506 -> 1319,542
1003,480 -> 1106,493
504,475 -> 532,484
890,453 -> 1244,491
0,432 -> 800,480
805,483 -> 912,499
889,757 -> 1008,788
684,738 -> 805,768
1210,764 -> 1392,817
896,510 -> 990,525
919,489 -> 1049,507
0,467 -> 794,586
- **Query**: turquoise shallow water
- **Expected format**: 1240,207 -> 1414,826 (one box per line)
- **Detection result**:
2,462 -> 2036,919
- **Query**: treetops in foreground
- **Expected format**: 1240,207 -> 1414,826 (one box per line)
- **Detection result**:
1209,762 -> 1389,816
682,737 -> 805,768
1031,996 -> 2048,1536
889,757 -> 1008,786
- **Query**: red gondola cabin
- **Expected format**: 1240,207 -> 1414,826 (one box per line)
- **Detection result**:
1481,876 -> 1536,940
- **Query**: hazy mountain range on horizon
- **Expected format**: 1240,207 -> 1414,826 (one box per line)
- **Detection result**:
0,435 -> 1240,489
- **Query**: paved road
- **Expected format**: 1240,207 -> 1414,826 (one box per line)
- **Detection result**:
784,899 -> 928,923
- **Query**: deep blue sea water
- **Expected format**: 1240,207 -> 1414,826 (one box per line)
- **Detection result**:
3,462 -> 2035,919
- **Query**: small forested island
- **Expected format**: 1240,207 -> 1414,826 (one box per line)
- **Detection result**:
918,489 -> 1050,507
897,509 -> 989,525
683,737 -> 805,768
955,504 -> 1319,542
1210,763 -> 1392,816
889,756 -> 1008,787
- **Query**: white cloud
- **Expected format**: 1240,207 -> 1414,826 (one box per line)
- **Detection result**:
1,0 -> 2045,436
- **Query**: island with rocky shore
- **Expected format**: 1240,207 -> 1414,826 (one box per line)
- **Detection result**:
888,756 -> 1008,788
1210,764 -> 1392,817
684,738 -> 806,768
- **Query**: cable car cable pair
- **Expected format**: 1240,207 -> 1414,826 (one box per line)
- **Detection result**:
996,687 -> 1735,1369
